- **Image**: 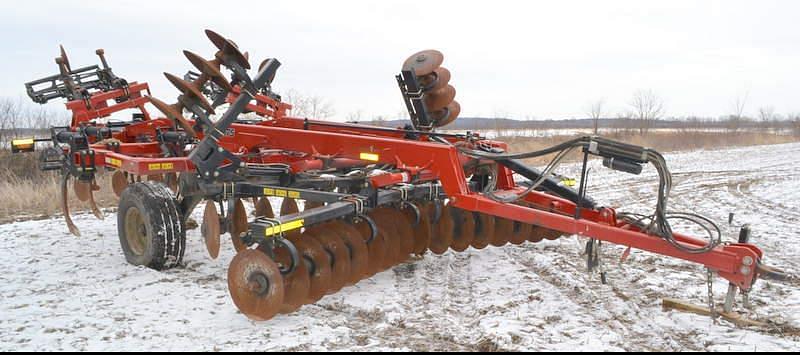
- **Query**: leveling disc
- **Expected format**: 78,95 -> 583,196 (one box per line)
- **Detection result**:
402,49 -> 444,77
230,199 -> 249,253
164,73 -> 215,114
111,171 -> 128,198
330,221 -> 370,284
202,201 -> 221,259
148,96 -> 196,138
423,84 -> 456,112
228,249 -> 285,321
205,29 -> 251,70
183,50 -> 233,92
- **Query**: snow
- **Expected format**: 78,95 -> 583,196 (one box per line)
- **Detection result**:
1,143 -> 799,351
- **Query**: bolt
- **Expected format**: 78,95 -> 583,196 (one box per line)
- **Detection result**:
240,162 -> 246,168
214,171 -> 220,177
741,266 -> 751,276
742,256 -> 754,266
218,147 -> 224,153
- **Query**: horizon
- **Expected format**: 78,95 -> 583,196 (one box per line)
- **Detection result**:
2,1 -> 799,122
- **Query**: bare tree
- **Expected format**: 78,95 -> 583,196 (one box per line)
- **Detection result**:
282,89 -> 335,119
585,99 -> 605,134
629,89 -> 664,134
728,91 -> 750,132
758,106 -> 775,131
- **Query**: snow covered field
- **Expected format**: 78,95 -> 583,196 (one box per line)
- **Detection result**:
1,143 -> 799,351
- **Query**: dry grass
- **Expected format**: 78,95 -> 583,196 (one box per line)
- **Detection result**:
500,131 -> 800,165
0,151 -> 117,224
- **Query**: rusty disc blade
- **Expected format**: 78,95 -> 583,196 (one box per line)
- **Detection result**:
471,212 -> 494,250
450,208 -> 475,253
405,203 -> 432,255
74,180 -> 92,202
230,199 -> 249,253
258,59 -> 279,85
331,221 -> 370,285
273,243 -> 311,314
228,249 -> 285,321
492,218 -> 514,247
510,220 -> 531,246
421,67 -> 451,92
148,96 -> 196,138
432,101 -> 461,128
146,174 -> 164,182
290,232 -> 332,304
351,218 -> 387,277
183,50 -> 233,92
402,49 -> 444,77
309,224 -> 352,295
423,85 -> 456,112
544,228 -> 563,241
529,225 -> 546,243
60,45 -> 72,72
304,201 -> 325,210
164,73 -> 215,114
254,198 -> 275,218
429,203 -> 455,255
385,208 -> 415,263
370,208 -> 406,267
202,200 -> 221,259
280,198 -> 301,239
111,171 -> 128,198
205,29 -> 251,69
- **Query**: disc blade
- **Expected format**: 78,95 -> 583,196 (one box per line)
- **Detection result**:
290,232 -> 332,304
432,101 -> 461,128
164,73 -> 215,114
351,218 -> 387,277
254,198 -> 275,218
309,224 -> 352,295
148,96 -> 196,138
59,45 -> 72,72
330,221 -> 370,285
230,199 -> 250,253
202,201 -> 221,259
402,49 -> 444,77
405,203 -> 432,255
273,243 -> 311,314
228,249 -> 285,321
471,212 -> 494,250
111,171 -> 128,197
492,217 -> 514,247
429,203 -> 455,255
205,29 -> 251,69
183,50 -> 233,92
420,67 -> 451,92
423,85 -> 456,112
449,208 -> 475,253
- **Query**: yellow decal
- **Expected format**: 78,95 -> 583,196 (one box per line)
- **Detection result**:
263,188 -> 300,199
265,219 -> 305,237
11,138 -> 35,153
360,153 -> 380,162
105,157 -> 122,168
12,138 -> 34,146
147,162 -> 175,171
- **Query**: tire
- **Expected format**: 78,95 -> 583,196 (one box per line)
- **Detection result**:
117,181 -> 186,270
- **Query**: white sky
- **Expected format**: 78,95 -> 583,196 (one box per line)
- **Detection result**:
1,0 -> 798,121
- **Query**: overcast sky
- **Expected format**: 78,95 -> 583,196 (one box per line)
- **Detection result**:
1,0 -> 798,121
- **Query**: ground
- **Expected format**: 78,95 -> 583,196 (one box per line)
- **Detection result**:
1,143 -> 799,351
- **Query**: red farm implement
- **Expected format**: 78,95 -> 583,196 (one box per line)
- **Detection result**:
12,30 -> 793,322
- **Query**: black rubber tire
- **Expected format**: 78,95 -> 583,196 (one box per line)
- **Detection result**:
117,181 -> 186,270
